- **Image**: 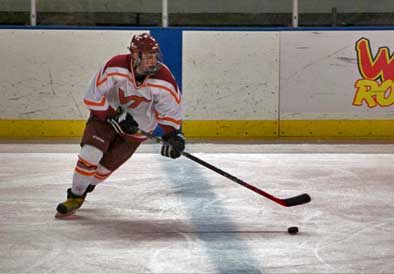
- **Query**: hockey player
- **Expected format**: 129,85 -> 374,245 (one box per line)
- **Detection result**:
56,33 -> 185,217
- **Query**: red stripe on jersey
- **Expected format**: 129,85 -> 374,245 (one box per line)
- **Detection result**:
103,54 -> 132,72
147,83 -> 181,104
96,68 -> 107,86
95,54 -> 132,87
155,112 -> 182,125
150,64 -> 180,95
96,72 -> 133,88
83,97 -> 107,107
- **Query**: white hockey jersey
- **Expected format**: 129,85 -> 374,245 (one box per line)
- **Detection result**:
83,54 -> 182,139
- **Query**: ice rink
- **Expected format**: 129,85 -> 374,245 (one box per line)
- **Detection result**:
0,141 -> 393,274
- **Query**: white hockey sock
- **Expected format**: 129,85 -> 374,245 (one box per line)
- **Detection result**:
91,164 -> 112,186
71,144 -> 103,196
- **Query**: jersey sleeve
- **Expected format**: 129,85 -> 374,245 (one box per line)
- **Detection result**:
83,66 -> 113,112
149,64 -> 183,130
150,80 -> 182,130
83,55 -> 132,119
83,54 -> 131,112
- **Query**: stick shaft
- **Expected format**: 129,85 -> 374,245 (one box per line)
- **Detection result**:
139,130 -> 311,207
181,152 -> 285,204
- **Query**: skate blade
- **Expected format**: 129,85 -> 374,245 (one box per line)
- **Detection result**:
55,210 -> 78,219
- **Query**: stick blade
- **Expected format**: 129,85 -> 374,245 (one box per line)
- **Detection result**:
283,193 -> 311,207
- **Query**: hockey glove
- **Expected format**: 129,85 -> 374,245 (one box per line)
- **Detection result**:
107,112 -> 139,135
161,130 -> 185,159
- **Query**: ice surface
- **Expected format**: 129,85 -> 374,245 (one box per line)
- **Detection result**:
0,142 -> 393,274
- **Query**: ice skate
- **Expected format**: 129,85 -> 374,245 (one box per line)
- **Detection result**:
66,184 -> 96,199
55,188 -> 87,218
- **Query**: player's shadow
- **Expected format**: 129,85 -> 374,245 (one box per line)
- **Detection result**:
57,213 -> 288,242
158,157 -> 266,274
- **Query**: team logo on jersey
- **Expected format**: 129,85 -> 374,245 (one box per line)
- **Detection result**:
353,37 -> 394,108
118,88 -> 151,108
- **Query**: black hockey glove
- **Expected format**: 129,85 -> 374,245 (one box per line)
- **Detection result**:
161,130 -> 185,159
107,112 -> 139,135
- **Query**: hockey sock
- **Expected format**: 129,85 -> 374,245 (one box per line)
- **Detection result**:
71,144 -> 103,196
91,164 -> 112,186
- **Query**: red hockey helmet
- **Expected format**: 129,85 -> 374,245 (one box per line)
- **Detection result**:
129,33 -> 162,75
129,33 -> 160,53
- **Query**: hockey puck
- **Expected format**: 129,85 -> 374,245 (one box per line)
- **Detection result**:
287,226 -> 299,234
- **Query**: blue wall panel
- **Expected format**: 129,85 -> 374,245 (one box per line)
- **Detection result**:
150,28 -> 183,91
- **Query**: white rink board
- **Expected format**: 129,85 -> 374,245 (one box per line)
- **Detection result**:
0,29 -> 146,119
183,31 -> 279,120
2,29 -> 394,125
280,30 -> 394,120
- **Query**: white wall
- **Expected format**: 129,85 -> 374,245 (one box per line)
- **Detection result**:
182,31 -> 279,120
0,29 -> 145,119
1,28 -> 394,123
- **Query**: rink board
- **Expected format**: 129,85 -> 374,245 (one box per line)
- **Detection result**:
279,30 -> 394,137
0,27 -> 394,139
2,119 -> 394,139
0,29 -> 143,120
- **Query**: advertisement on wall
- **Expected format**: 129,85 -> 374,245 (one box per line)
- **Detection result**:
280,31 -> 394,120
354,37 -> 394,108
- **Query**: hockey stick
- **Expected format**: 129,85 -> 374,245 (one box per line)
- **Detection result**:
138,129 -> 311,207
